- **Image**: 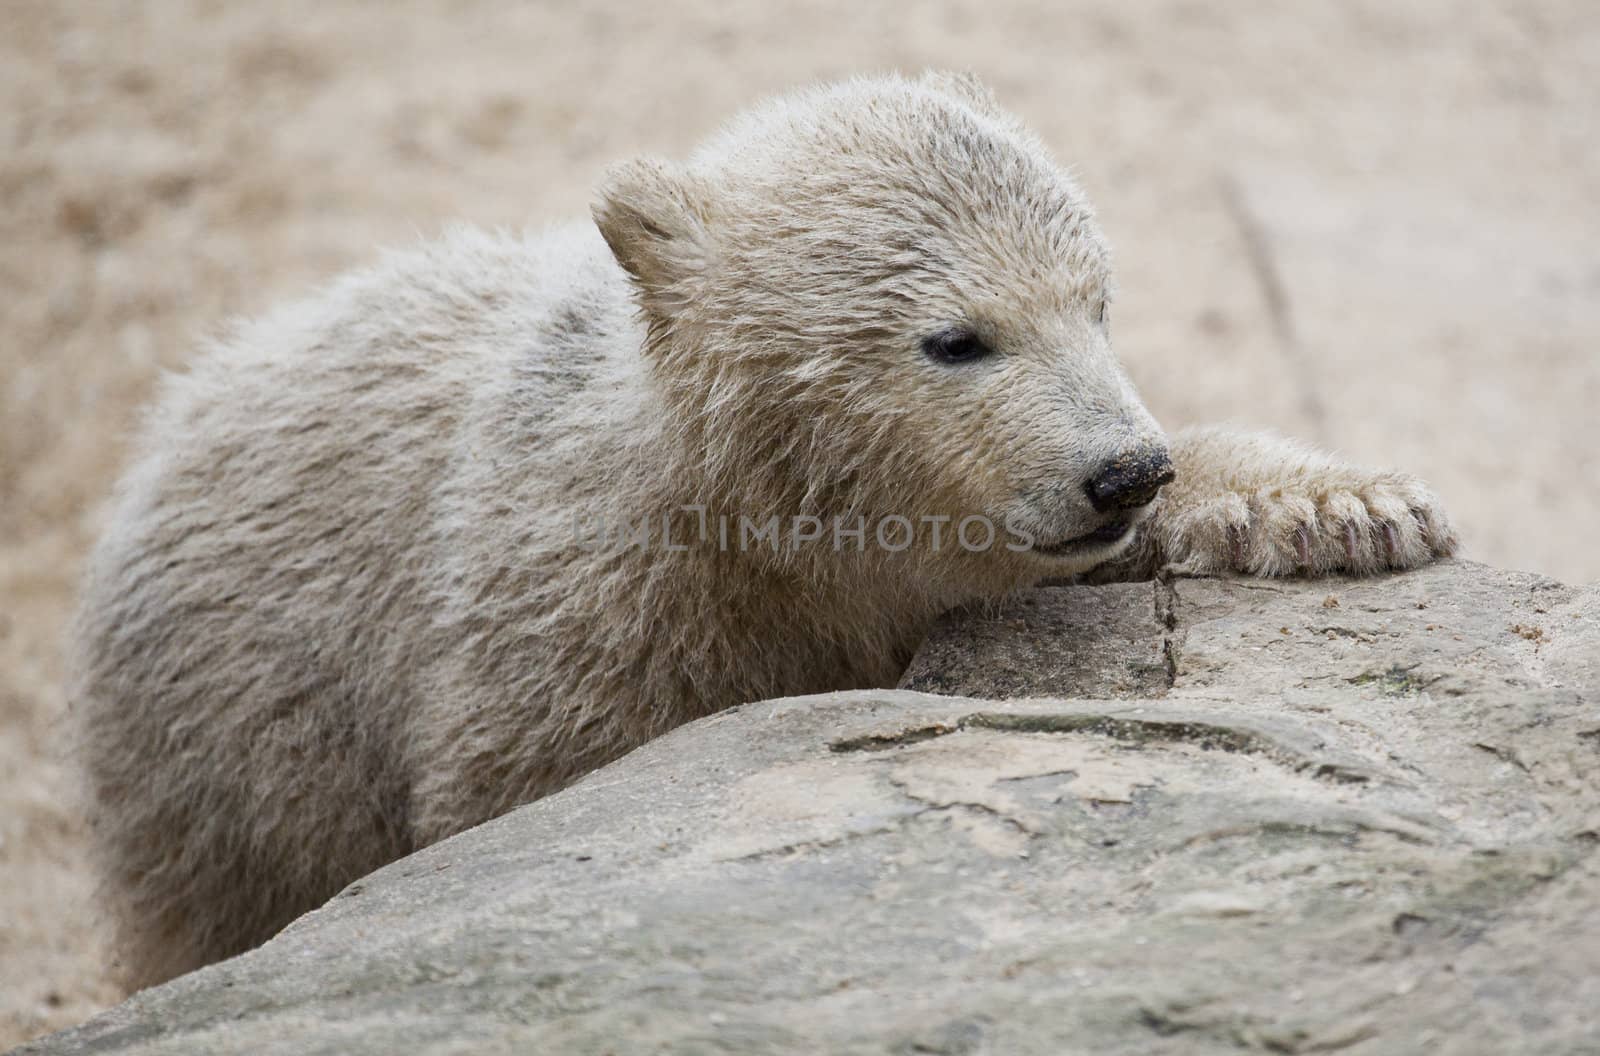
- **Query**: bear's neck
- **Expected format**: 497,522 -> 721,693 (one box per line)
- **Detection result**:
583,409 -> 965,704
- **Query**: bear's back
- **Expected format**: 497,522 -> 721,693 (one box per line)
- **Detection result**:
68,222 -> 641,984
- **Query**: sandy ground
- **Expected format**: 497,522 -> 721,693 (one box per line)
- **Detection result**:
2,0 -> 1596,1046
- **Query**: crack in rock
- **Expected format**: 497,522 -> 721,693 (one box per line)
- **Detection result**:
722,824 -> 903,864
831,707 -> 1382,788
886,779 -> 1040,837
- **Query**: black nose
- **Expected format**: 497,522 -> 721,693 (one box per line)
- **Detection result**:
1084,444 -> 1175,512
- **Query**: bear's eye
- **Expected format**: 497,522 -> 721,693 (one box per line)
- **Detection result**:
921,328 -> 993,366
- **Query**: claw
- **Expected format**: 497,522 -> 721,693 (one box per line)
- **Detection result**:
1343,522 -> 1360,562
1411,508 -> 1431,545
1293,524 -> 1312,568
1381,521 -> 1400,564
1227,523 -> 1248,570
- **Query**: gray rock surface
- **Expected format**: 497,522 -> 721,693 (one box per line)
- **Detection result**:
18,560 -> 1600,1055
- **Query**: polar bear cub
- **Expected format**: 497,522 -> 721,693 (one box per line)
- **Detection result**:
71,71 -> 1455,988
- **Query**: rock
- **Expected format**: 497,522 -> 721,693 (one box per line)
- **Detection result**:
19,560 -> 1600,1055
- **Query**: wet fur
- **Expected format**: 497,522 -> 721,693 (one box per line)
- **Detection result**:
70,72 -> 1454,989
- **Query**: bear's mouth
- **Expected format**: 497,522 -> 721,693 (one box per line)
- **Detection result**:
1032,516 -> 1136,558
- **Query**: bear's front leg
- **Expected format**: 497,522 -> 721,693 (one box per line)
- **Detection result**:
1114,425 -> 1457,579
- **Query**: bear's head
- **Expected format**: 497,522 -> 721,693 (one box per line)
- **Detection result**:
593,71 -> 1170,585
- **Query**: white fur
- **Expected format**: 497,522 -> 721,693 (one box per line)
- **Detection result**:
70,72 -> 1454,989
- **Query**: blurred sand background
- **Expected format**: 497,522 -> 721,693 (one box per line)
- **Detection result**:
2,0 -> 1596,1045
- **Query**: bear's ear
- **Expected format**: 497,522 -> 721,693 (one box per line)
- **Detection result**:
592,157 -> 715,318
919,70 -> 1008,121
